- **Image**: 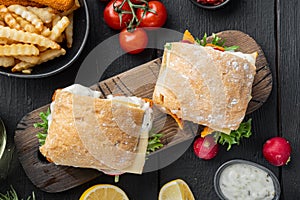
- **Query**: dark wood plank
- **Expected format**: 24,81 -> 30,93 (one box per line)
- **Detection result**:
0,0 -> 284,200
278,0 -> 300,199
1,0 -> 158,198
159,0 -> 278,199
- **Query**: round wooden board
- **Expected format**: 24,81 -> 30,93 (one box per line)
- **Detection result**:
14,30 -> 272,193
212,30 -> 272,114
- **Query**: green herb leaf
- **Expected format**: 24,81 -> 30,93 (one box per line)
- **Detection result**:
147,132 -> 164,154
196,33 -> 207,46
224,45 -> 240,51
34,108 -> 50,146
215,119 -> 252,151
0,186 -> 35,200
165,43 -> 172,50
196,33 -> 239,51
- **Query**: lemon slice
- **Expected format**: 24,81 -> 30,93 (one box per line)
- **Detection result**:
159,179 -> 195,200
79,184 -> 129,200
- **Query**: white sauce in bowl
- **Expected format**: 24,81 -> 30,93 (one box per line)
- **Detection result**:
219,163 -> 275,200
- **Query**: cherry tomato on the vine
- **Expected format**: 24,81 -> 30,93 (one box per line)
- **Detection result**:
119,28 -> 148,54
136,1 -> 167,28
104,0 -> 133,30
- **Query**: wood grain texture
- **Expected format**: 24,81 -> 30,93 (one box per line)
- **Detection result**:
1,0 -> 159,198
159,1 -> 278,200
14,30 -> 272,193
278,0 -> 300,199
1,0 -> 291,199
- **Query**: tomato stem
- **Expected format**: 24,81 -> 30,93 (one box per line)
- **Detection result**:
114,0 -> 153,30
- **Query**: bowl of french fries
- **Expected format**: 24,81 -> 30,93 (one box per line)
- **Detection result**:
0,0 -> 89,77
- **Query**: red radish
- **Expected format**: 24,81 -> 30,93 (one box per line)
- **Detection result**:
263,137 -> 292,166
193,135 -> 219,160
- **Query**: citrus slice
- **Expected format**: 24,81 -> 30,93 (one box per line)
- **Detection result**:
79,184 -> 129,200
159,179 -> 195,200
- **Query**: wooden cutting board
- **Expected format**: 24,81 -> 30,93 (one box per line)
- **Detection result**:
14,30 -> 272,193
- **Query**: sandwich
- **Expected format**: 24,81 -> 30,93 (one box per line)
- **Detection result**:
152,32 -> 257,134
39,84 -> 153,174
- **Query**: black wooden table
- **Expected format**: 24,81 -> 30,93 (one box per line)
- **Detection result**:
0,0 -> 299,199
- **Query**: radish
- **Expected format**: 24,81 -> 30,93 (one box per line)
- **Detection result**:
263,137 -> 292,166
193,135 -> 219,160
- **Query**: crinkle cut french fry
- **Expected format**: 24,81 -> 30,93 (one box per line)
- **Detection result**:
36,48 -> 66,65
0,37 -> 14,45
0,56 -> 14,67
21,68 -> 32,74
15,55 -> 40,64
41,26 -> 51,37
48,16 -> 70,41
8,5 -> 44,32
55,33 -> 64,43
0,5 -> 8,13
4,12 -> 21,30
0,37 -> 9,44
11,61 -> 33,72
12,49 -> 66,72
37,45 -> 48,52
65,13 -> 73,48
0,5 -> 21,30
26,6 -> 55,24
12,13 -> 37,33
0,26 -> 60,49
52,14 -> 61,26
0,43 -> 39,56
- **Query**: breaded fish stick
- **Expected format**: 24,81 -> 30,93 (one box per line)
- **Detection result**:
30,0 -> 74,11
0,0 -> 43,7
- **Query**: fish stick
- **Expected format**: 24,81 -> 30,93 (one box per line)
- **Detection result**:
0,0 -> 43,7
30,0 -> 74,11
0,26 -> 60,49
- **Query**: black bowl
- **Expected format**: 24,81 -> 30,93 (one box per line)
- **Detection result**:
0,0 -> 89,78
189,0 -> 230,10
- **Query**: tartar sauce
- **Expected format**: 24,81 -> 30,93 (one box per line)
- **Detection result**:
219,163 -> 275,200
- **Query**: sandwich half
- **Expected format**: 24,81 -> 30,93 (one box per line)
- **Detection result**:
40,84 -> 152,174
152,42 -> 257,133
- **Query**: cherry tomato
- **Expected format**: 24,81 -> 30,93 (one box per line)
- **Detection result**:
119,28 -> 148,54
104,0 -> 133,30
136,1 -> 167,28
